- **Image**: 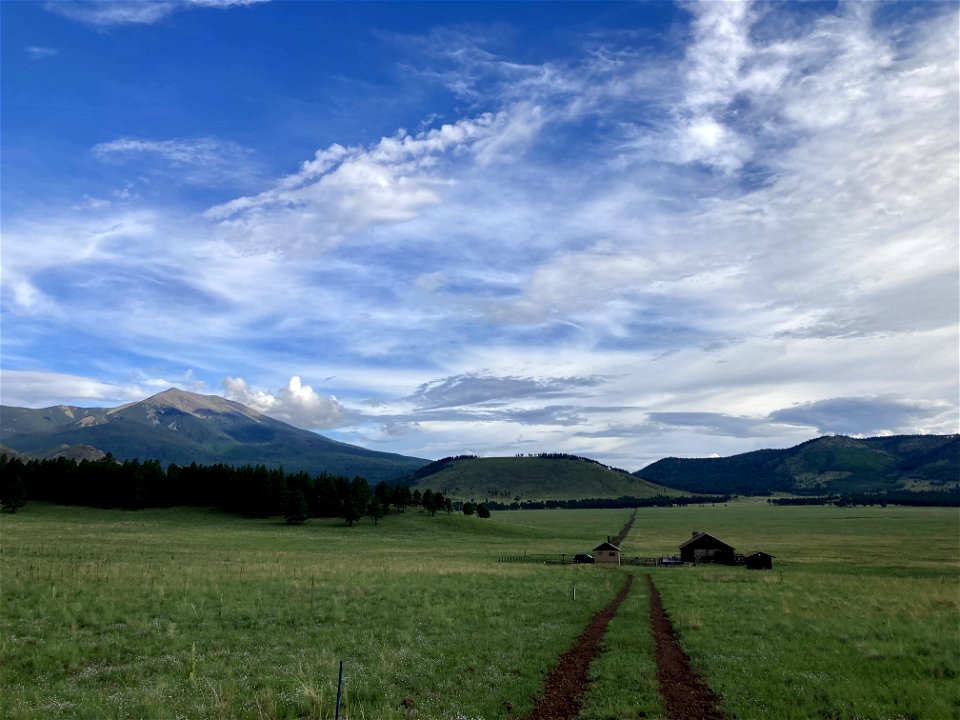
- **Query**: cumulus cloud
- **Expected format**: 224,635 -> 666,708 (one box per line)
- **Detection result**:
222,376 -> 346,429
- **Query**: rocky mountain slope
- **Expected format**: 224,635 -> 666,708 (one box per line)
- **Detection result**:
0,388 -> 428,482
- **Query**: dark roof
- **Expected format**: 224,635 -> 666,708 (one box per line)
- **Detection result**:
678,532 -> 734,551
593,541 -> 620,552
743,551 -> 776,558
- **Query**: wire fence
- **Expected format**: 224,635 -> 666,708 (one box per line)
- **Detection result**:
498,553 -> 693,566
498,553 -> 574,564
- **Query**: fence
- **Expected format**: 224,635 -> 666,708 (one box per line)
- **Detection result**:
499,553 -> 692,566
499,552 -> 750,567
498,553 -> 575,564
619,556 -> 687,567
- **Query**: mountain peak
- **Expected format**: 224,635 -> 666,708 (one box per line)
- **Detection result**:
120,387 -> 258,419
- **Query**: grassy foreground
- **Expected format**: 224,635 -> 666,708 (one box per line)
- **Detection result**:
620,504 -> 960,720
1,505 -> 633,720
2,503 -> 958,719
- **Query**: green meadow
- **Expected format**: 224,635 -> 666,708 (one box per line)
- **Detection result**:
621,504 -> 960,720
2,503 -> 957,719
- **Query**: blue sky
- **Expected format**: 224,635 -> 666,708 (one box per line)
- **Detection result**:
2,0 -> 957,470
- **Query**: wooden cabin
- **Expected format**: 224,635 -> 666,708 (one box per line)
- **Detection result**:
744,551 -> 775,570
679,531 -> 735,564
592,540 -> 621,565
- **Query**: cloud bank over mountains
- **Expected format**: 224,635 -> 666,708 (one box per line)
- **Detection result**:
2,1 -> 957,468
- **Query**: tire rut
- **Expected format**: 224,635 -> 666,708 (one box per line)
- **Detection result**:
523,574 -> 634,720
647,574 -> 728,720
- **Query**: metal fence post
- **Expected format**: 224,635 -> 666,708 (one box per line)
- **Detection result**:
334,660 -> 344,720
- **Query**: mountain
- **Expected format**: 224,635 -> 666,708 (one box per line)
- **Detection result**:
0,388 -> 428,482
408,454 -> 683,501
635,434 -> 960,496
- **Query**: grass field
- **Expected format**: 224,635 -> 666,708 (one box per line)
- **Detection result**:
619,504 -> 960,720
2,502 -> 957,719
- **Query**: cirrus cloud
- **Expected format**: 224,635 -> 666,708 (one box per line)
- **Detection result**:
46,0 -> 268,27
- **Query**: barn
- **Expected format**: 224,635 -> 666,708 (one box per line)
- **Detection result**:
744,551 -> 775,570
592,540 -> 621,565
679,531 -> 735,564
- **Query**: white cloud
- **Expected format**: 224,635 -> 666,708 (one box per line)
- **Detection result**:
222,376 -> 346,430
45,0 -> 268,27
26,46 -> 58,60
1,211 -> 157,315
671,0 -> 756,173
0,370 -> 147,408
5,2 -> 957,470
93,137 -> 258,188
203,110 -> 543,253
769,396 -> 957,437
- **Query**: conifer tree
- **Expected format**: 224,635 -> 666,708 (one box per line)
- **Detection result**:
283,489 -> 309,525
1,475 -> 27,514
367,497 -> 386,525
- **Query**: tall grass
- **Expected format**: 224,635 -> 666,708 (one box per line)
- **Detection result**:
1,505 -> 632,719
3,503 -> 957,719
627,504 -> 960,720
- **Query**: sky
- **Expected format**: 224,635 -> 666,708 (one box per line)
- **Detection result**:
1,0 -> 958,471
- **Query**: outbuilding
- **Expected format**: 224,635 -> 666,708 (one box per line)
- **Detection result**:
679,531 -> 735,564
744,551 -> 775,570
592,540 -> 621,565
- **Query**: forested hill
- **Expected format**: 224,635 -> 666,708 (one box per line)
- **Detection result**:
635,434 -> 960,496
408,454 -> 682,501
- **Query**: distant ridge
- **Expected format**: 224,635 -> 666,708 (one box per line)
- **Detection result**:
635,434 -> 960,496
0,388 -> 429,482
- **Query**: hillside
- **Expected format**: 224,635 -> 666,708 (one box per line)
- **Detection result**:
0,388 -> 428,482
636,434 -> 960,496
409,455 -> 682,501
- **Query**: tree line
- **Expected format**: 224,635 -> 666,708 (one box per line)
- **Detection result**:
767,490 -> 960,507
0,454 -> 491,522
482,494 -> 732,511
514,452 -> 636,476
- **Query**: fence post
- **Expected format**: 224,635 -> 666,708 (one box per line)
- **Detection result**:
334,660 -> 344,720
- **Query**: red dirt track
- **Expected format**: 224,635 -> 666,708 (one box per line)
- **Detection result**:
523,574 -> 634,720
647,574 -> 729,720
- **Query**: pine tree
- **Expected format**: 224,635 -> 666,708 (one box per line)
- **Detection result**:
1,475 -> 27,514
283,489 -> 309,525
421,489 -> 434,514
367,497 -> 386,526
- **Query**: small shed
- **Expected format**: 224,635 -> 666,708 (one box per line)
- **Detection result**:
744,551 -> 775,570
592,540 -> 621,565
679,531 -> 735,565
